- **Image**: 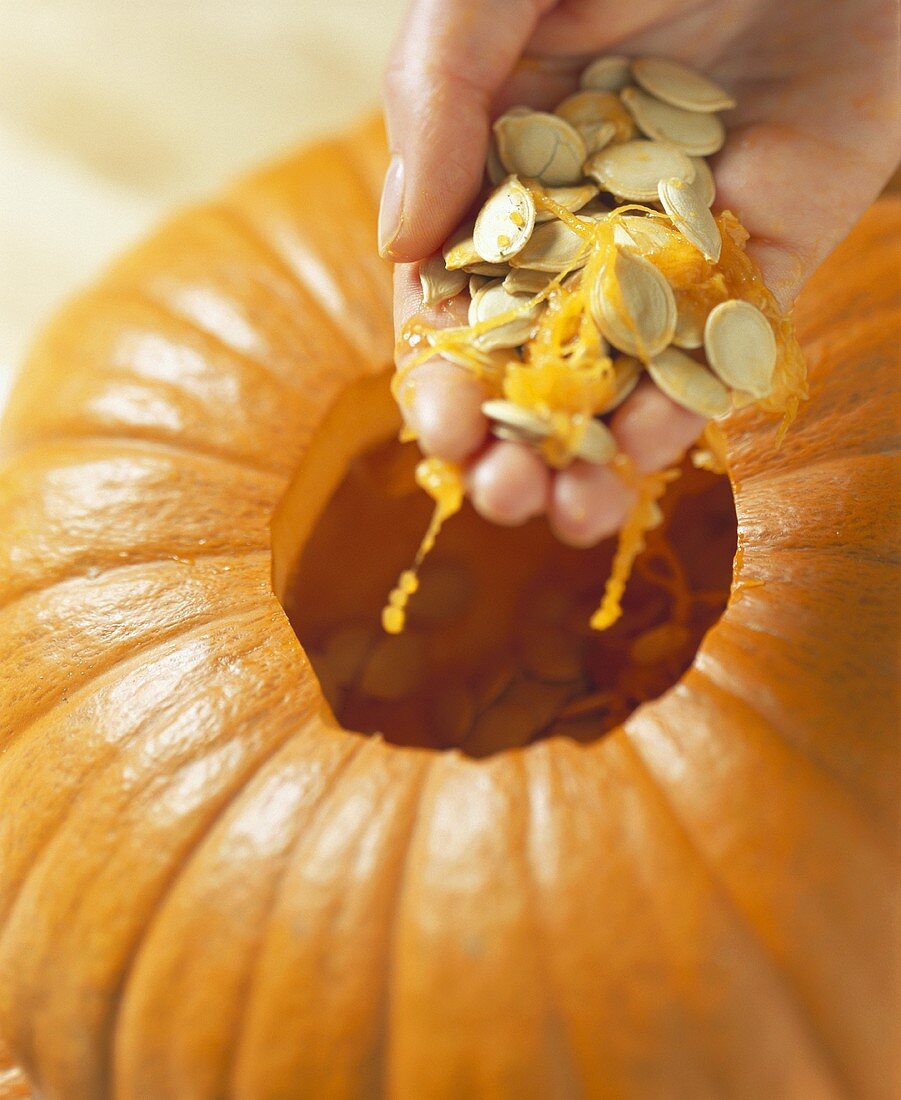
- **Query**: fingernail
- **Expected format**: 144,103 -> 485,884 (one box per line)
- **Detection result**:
378,154 -> 405,257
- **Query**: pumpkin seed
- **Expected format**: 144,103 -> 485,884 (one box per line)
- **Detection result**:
464,679 -> 574,753
576,195 -> 616,218
672,298 -> 708,349
409,560 -> 474,623
689,156 -> 715,206
704,298 -> 777,397
534,182 -> 599,222
443,222 -> 480,270
612,214 -> 679,254
580,55 -> 632,93
468,279 -> 499,327
432,329 -> 514,373
473,176 -> 537,263
469,273 -> 491,299
621,86 -> 725,156
462,705 -> 536,754
491,423 -> 547,446
494,110 -> 587,186
359,632 -> 425,700
658,176 -> 722,261
630,621 -> 691,663
481,398 -> 551,440
503,267 -> 555,294
526,583 -> 573,623
596,355 -> 642,414
731,388 -> 758,410
584,121 -> 616,156
463,261 -> 510,277
473,657 -> 518,712
432,683 -> 477,744
585,139 -> 695,201
322,623 -> 375,686
647,345 -> 731,418
562,268 -> 586,291
557,688 -> 616,720
509,217 -> 592,272
555,91 -> 635,149
520,623 -> 586,683
419,255 -> 467,307
470,282 -> 542,349
631,57 -> 736,113
590,246 -> 677,358
573,417 -> 617,464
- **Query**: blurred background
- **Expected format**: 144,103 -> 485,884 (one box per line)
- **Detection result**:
0,0 -> 407,411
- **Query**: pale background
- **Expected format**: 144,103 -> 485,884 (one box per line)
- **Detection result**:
0,0 -> 407,412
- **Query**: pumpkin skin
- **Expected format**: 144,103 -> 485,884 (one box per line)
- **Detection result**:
0,114 -> 897,1099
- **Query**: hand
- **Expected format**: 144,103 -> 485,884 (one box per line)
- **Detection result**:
381,0 -> 900,546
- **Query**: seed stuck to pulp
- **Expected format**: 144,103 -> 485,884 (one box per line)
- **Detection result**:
590,246 -> 677,359
555,91 -> 636,149
509,218 -> 592,273
658,176 -> 722,261
647,346 -> 732,418
613,215 -> 679,255
469,282 -> 542,350
596,356 -> 642,414
534,182 -> 600,222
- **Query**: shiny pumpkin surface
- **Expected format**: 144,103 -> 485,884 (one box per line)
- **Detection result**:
0,117 -> 898,1098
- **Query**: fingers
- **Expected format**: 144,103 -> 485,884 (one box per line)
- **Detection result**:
380,0 -> 552,261
465,380 -> 705,547
393,263 -> 489,463
609,379 -> 706,473
549,381 -> 704,548
548,460 -> 636,547
467,440 -> 551,525
492,53 -> 582,117
395,275 -> 704,547
402,358 -> 490,462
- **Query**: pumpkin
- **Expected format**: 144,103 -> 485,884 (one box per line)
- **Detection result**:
0,115 -> 897,1099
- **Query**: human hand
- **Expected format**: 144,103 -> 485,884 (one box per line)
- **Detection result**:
380,0 -> 900,546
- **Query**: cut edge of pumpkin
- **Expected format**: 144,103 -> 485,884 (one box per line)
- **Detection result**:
270,370 -> 401,602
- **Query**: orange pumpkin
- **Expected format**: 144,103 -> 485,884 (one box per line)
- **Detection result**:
0,116 -> 897,1098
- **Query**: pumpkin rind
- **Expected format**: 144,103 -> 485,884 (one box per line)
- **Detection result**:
0,116 -> 898,1098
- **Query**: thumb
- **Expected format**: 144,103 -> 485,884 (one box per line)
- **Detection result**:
380,0 -> 554,262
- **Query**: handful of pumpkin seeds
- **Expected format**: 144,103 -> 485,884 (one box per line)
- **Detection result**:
415,54 -> 781,467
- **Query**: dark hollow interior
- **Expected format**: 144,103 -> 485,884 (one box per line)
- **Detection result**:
281,436 -> 736,757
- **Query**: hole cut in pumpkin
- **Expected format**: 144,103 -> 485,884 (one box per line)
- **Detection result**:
272,374 -> 736,757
